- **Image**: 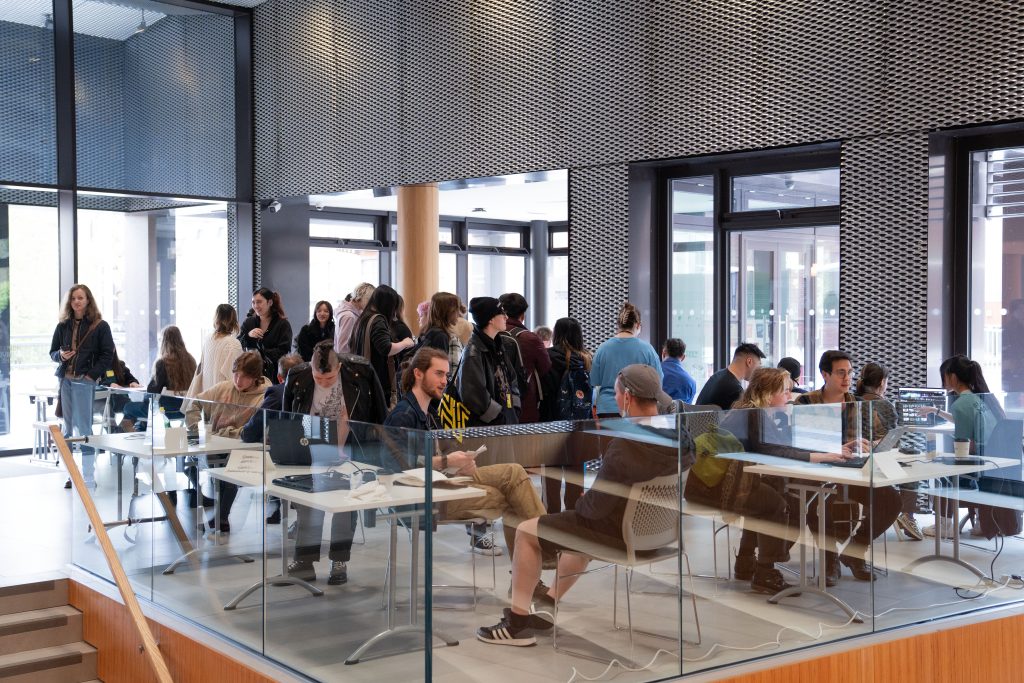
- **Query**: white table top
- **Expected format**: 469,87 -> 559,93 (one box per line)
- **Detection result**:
85,432 -> 262,459
728,451 -> 1016,488
905,422 -> 955,435
208,465 -> 484,514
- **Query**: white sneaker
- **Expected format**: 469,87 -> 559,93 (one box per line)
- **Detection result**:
923,518 -> 955,539
472,535 -> 504,556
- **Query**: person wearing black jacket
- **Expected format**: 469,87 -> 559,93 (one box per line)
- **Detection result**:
457,297 -> 521,426
238,287 -> 293,384
349,284 -> 415,408
49,284 -> 115,488
294,301 -> 335,362
282,342 -> 388,585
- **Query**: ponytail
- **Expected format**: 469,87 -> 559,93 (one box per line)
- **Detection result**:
252,286 -> 286,319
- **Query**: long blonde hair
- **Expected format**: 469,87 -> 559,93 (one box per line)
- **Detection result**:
733,368 -> 790,409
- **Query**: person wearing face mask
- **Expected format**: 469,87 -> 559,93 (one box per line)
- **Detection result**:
695,342 -> 766,410
282,341 -> 388,586
476,364 -> 682,647
794,350 -> 902,586
589,302 -> 662,418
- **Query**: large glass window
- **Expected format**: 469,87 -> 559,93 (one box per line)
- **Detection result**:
467,254 -> 526,304
77,196 -> 230,380
968,147 -> 1024,396
670,176 -> 715,383
310,246 -> 382,320
0,198 -> 60,449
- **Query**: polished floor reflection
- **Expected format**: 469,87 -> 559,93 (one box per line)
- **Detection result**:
3,453 -> 1024,682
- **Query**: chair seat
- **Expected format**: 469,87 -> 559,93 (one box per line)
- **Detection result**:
565,541 -> 678,568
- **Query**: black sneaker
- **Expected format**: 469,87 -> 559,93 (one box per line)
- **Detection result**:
734,554 -> 756,581
286,560 -> 316,582
477,613 -> 538,647
532,580 -> 555,608
840,555 -> 877,582
751,566 -> 799,596
502,607 -> 552,632
472,534 -> 504,556
328,561 -> 348,586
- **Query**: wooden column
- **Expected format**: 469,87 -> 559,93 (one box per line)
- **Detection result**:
397,183 -> 439,335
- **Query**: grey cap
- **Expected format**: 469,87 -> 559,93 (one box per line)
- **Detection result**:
617,364 -> 673,410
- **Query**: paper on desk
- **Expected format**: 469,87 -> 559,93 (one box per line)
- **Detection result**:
350,480 -> 390,502
224,449 -> 275,475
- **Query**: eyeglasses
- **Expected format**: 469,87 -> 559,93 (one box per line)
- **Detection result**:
828,370 -> 855,379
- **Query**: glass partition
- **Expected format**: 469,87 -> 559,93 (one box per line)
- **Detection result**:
62,391 -> 1024,682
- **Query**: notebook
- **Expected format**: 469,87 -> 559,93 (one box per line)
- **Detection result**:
272,471 -> 350,493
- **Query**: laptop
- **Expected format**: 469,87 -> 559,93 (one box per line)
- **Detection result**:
273,471 -> 351,493
896,387 -> 948,426
830,426 -> 909,468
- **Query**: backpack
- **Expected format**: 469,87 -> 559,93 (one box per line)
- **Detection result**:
557,351 -> 592,420
502,329 -> 533,400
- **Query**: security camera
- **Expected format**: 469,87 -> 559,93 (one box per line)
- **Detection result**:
315,202 -> 325,211
268,200 -> 282,213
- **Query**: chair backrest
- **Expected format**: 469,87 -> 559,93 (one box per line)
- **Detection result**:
621,472 -> 680,564
682,406 -> 722,439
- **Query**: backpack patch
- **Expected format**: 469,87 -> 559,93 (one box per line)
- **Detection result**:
558,354 -> 592,420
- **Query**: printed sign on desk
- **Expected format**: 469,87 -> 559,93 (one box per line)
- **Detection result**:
224,449 -> 275,476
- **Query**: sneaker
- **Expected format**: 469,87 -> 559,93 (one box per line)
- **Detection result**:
328,561 -> 348,586
896,512 -> 924,541
286,560 -> 316,582
750,566 -> 798,595
64,479 -> 72,490
477,613 -> 538,647
266,507 -> 281,525
734,554 -> 756,581
824,552 -> 840,588
502,607 -> 552,632
969,524 -> 987,538
923,518 -> 955,539
532,580 -> 555,608
840,555 -> 877,582
472,534 -> 504,556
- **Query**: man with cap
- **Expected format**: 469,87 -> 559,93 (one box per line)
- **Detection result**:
476,364 -> 681,647
457,297 -> 522,426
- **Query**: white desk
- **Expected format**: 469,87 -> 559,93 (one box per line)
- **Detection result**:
83,432 -> 261,555
208,466 -> 484,664
722,452 -> 1015,617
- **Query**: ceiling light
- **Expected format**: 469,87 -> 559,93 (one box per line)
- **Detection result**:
134,10 -> 147,34
471,207 -> 486,212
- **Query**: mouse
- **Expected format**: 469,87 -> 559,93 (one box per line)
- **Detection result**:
899,445 -> 921,455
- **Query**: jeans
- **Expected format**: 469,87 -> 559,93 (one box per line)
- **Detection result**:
60,378 -> 97,484
294,507 -> 357,562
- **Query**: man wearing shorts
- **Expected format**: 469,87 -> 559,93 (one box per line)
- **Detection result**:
476,364 -> 681,646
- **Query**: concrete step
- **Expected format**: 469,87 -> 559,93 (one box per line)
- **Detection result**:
0,641 -> 96,683
0,580 -> 68,617
0,606 -> 82,656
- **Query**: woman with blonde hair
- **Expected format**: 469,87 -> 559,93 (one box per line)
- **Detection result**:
334,282 -> 375,353
589,302 -> 661,417
49,284 -> 114,488
685,367 -> 849,593
188,304 -> 243,398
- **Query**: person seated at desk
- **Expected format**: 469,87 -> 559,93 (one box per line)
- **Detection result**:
123,326 -> 197,432
476,364 -> 682,647
685,368 -> 849,594
284,341 -> 389,586
384,347 -> 547,562
794,350 -> 901,586
918,354 -> 1004,539
695,342 -> 766,410
184,351 -> 270,528
99,347 -> 141,432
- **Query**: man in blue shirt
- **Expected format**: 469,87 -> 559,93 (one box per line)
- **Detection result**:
661,338 -> 696,403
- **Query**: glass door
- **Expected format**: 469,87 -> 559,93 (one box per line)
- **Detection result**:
729,226 -> 839,389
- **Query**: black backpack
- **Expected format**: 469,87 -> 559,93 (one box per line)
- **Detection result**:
502,329 -> 533,400
557,352 -> 592,420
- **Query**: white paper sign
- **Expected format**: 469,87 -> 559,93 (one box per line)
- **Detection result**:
871,451 -> 906,480
224,449 -> 274,475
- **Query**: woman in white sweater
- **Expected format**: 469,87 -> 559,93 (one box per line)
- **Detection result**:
188,304 -> 244,398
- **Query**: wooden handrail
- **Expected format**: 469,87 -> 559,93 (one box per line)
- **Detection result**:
50,425 -> 174,683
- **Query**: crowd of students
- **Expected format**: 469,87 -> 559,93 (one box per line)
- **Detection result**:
48,281 -> 1011,646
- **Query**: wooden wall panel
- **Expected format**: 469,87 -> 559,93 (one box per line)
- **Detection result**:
713,613 -> 1024,683
69,582 -> 277,683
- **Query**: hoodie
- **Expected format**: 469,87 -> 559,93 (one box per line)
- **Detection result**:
185,375 -> 271,438
334,300 -> 362,354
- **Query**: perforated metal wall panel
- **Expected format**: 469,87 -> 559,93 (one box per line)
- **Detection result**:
840,133 -> 930,387
251,0 -> 1024,362
0,21 -> 57,185
228,203 -> 239,305
568,165 -> 629,351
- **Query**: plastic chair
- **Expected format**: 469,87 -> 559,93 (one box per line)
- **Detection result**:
551,473 -> 698,663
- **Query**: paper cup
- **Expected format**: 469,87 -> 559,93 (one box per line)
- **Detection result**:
953,439 -> 970,458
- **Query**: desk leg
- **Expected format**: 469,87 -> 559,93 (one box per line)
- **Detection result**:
223,499 -> 322,611
769,484 -> 862,623
345,510 -> 458,665
163,472 -> 253,575
905,476 -> 989,580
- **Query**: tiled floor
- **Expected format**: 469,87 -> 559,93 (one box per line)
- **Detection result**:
5,452 -> 1024,682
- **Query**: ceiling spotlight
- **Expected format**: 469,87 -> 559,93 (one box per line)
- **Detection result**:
471,207 -> 486,213
134,10 -> 147,34
268,199 -> 282,213
43,13 -> 53,30
314,202 -> 325,211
